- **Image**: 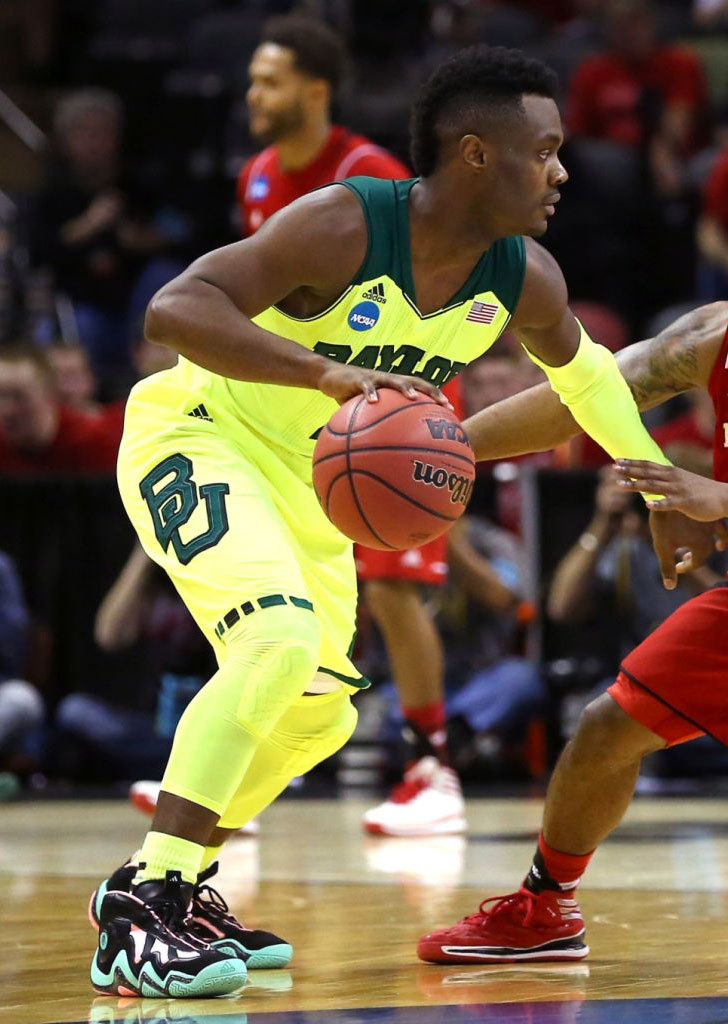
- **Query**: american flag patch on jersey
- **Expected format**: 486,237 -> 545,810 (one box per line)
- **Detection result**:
466,300 -> 499,324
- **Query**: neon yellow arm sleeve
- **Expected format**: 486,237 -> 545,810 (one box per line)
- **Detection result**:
524,322 -> 670,490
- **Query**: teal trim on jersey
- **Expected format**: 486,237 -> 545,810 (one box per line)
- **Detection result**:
317,665 -> 371,690
341,176 -> 526,317
340,177 -> 399,288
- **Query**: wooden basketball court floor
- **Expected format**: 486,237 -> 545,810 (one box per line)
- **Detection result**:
4,794 -> 728,1024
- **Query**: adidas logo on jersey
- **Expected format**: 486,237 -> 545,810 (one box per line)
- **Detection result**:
361,283 -> 386,304
187,403 -> 213,422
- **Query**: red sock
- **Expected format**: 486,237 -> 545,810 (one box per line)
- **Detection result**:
402,701 -> 448,764
531,833 -> 594,892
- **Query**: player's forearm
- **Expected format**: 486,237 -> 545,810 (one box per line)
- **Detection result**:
145,277 -> 329,389
464,383 -> 579,462
463,339 -> 663,463
527,327 -> 670,478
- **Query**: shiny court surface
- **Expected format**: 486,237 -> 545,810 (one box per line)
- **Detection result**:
4,796 -> 728,1024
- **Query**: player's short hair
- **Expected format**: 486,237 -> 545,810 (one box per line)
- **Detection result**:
260,15 -> 347,92
0,342 -> 57,389
410,46 -> 559,177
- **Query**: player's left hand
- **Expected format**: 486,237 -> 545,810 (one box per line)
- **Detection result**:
316,365 -> 453,408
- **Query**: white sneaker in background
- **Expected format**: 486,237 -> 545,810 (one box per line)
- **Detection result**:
361,756 -> 467,837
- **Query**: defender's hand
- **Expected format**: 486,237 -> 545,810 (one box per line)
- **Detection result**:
616,460 -> 728,523
646,508 -> 727,590
317,365 -> 453,408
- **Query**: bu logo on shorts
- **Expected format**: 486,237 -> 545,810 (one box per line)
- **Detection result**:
139,453 -> 230,565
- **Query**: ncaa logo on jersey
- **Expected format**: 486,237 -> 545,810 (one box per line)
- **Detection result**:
348,300 -> 380,332
249,175 -> 270,200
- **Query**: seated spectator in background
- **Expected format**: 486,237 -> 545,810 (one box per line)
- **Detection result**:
0,343 -> 122,472
462,342 -> 552,533
547,466 -> 728,775
46,340 -> 125,437
28,89 -> 187,392
548,468 -> 721,660
55,541 -> 214,783
697,142 -> 728,299
568,0 -> 707,188
373,514 -> 545,781
0,549 -> 43,794
46,339 -> 102,414
565,0 -> 708,323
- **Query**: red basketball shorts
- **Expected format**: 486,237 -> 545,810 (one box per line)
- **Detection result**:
609,585 -> 728,748
354,536 -> 448,586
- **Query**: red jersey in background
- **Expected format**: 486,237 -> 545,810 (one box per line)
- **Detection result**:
0,404 -> 123,473
236,124 -> 410,235
567,47 -> 707,153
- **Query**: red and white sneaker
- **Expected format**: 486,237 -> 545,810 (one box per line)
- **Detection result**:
417,887 -> 589,964
128,781 -> 260,837
362,756 -> 466,837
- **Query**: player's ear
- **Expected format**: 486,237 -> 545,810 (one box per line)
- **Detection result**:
307,77 -> 330,112
460,134 -> 487,171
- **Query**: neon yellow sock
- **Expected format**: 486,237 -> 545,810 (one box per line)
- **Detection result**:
134,831 -> 204,885
199,845 -> 224,874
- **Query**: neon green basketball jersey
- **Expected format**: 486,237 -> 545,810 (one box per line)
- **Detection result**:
174,177 -> 526,456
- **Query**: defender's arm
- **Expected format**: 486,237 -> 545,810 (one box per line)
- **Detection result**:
465,286 -> 727,462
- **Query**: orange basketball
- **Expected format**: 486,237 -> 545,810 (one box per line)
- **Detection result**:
312,390 -> 475,550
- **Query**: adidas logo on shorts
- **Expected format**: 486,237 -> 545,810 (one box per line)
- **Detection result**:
361,283 -> 386,304
187,403 -> 213,423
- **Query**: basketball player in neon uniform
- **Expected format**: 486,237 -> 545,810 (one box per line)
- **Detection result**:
89,47 -> 676,998
418,300 -> 728,963
129,15 -> 464,837
242,15 -> 466,837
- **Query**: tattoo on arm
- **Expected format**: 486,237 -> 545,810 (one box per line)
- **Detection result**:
626,336 -> 698,408
621,304 -> 723,410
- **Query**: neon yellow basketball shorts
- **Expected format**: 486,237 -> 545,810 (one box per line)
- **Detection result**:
116,369 -> 366,693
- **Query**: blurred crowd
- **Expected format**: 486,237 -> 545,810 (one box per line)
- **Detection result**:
2,0 -> 728,794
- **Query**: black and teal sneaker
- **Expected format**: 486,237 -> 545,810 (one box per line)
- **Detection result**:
89,860 -> 138,931
90,871 -> 247,998
90,858 -> 293,969
187,862 -> 293,969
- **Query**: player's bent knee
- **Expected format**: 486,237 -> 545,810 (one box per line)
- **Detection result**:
575,692 -> 662,760
288,692 -> 358,778
224,606 -> 321,731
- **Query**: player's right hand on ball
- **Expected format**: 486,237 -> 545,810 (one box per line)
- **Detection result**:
316,365 -> 453,408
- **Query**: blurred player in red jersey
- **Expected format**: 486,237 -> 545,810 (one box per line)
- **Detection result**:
132,14 -> 465,837
237,15 -> 408,233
